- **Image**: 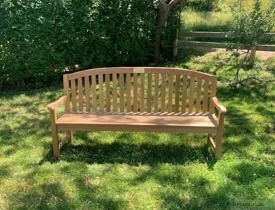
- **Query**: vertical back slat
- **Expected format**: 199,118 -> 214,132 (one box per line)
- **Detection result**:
161,73 -> 166,112
210,78 -> 217,113
203,80 -> 209,113
126,73 -> 131,112
113,73 -> 117,112
71,79 -> 76,112
168,74 -> 173,112
196,78 -> 202,113
175,74 -> 180,113
189,77 -> 195,113
134,74 -> 138,112
140,74 -> 145,112
154,73 -> 159,112
99,74 -> 104,112
85,76 -> 90,112
92,75 -> 97,112
182,75 -> 187,113
119,73 -> 124,112
78,77 -> 83,112
63,74 -> 70,112
106,74 -> 110,112
147,73 -> 152,113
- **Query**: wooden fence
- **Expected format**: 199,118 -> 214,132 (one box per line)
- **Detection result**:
173,31 -> 275,57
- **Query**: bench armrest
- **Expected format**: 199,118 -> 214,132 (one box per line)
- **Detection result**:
211,97 -> 226,114
211,97 -> 226,127
47,96 -> 67,111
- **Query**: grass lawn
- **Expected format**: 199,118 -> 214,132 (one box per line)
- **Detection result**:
0,51 -> 274,209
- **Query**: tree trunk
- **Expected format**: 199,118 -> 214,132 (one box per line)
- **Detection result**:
154,0 -> 181,63
154,1 -> 169,63
249,43 -> 257,67
206,0 -> 213,11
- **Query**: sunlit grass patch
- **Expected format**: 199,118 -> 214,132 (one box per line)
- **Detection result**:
181,9 -> 232,31
181,0 -> 274,32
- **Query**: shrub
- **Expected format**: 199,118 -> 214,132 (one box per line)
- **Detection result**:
0,0 -> 179,90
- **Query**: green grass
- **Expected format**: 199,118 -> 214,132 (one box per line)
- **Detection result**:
181,9 -> 232,32
1,51 -> 275,209
182,0 -> 274,32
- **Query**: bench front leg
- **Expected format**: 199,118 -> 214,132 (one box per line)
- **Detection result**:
210,97 -> 226,159
49,109 -> 60,159
215,112 -> 225,159
48,96 -> 67,159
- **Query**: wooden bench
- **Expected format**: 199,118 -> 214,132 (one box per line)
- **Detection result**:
48,67 -> 226,159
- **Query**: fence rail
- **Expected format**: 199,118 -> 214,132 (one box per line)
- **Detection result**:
173,31 -> 275,57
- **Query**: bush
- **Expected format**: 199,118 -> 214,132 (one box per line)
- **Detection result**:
0,0 -> 179,90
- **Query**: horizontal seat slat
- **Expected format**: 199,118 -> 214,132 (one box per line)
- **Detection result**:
56,113 -> 217,133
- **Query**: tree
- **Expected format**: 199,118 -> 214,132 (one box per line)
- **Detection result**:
227,0 -> 275,83
154,0 -> 182,63
228,0 -> 274,67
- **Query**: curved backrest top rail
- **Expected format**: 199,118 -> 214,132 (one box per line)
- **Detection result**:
65,67 -> 216,81
63,67 -> 217,114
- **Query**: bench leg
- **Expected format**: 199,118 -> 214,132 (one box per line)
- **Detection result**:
207,133 -> 222,159
207,134 -> 215,151
66,131 -> 72,144
215,126 -> 224,160
51,125 -> 60,159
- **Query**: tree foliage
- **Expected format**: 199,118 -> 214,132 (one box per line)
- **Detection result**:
228,0 -> 275,51
227,0 -> 275,82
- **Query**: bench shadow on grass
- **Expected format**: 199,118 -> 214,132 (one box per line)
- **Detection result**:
41,132 -> 217,168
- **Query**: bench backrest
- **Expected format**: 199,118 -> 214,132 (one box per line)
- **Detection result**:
63,67 -> 217,114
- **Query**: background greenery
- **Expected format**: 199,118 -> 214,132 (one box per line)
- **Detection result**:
1,0 -> 273,90
0,0 -> 180,90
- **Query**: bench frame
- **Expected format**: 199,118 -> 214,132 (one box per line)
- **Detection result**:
48,67 -> 226,160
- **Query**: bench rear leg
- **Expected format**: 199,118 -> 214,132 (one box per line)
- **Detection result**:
207,133 -> 222,159
66,131 -> 72,144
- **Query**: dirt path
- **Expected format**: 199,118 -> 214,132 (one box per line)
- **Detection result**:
256,51 -> 275,60
213,48 -> 275,60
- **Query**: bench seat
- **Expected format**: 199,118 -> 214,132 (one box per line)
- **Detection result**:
56,113 -> 218,133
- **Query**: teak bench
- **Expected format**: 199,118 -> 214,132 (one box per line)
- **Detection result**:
48,67 -> 226,159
